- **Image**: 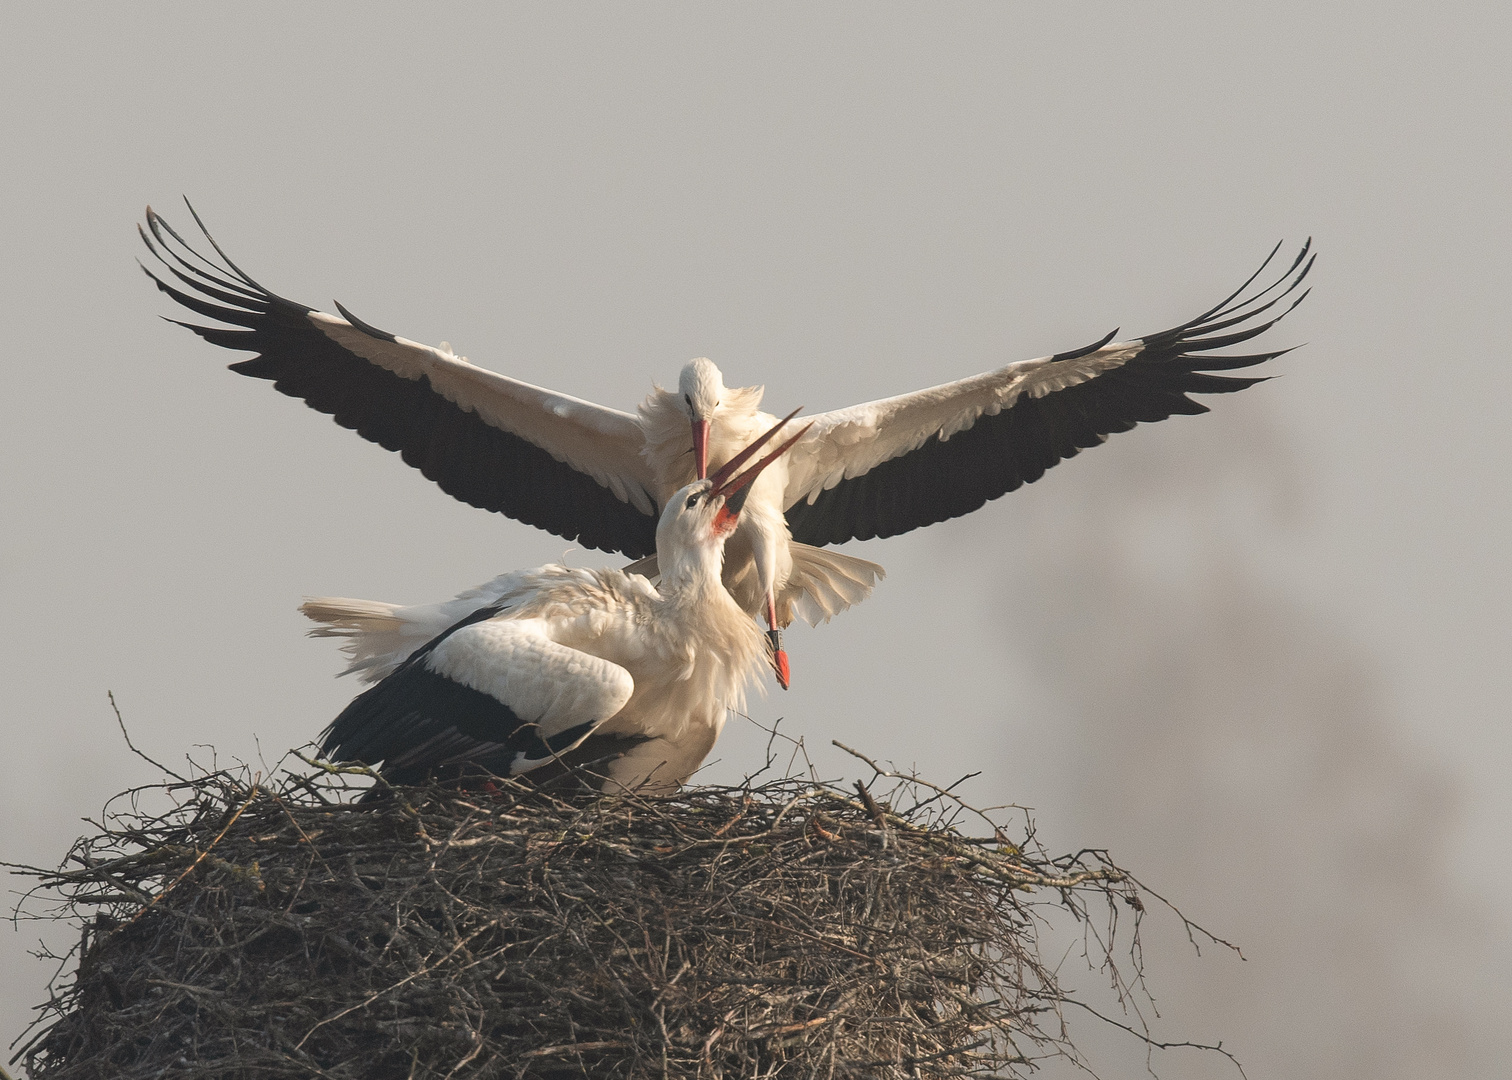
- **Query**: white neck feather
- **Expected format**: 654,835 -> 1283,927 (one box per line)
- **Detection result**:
638,367 -> 769,498
657,532 -> 730,606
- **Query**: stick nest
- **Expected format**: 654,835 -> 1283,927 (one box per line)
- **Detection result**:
10,753 -> 1155,1079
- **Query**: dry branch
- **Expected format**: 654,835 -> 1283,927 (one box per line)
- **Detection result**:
6,755 -> 1217,1079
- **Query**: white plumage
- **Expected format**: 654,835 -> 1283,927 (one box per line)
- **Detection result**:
142,205 -> 1310,688
319,420 -> 800,793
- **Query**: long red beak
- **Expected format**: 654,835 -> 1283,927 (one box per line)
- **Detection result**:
692,419 -> 710,480
709,411 -> 812,531
707,408 -> 803,494
711,422 -> 811,505
704,413 -> 809,692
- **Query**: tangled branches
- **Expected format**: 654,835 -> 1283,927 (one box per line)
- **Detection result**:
7,747 -> 1215,1079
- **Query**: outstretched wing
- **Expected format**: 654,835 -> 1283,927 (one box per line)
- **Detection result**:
321,609 -> 635,783
782,243 -> 1313,546
140,205 -> 660,557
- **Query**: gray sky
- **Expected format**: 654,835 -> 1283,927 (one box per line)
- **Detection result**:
3,5 -> 1508,1076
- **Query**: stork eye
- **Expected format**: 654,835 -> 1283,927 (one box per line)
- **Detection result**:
685,494 -> 699,509
684,393 -> 694,413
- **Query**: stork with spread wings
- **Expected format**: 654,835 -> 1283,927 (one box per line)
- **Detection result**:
141,205 -> 1310,687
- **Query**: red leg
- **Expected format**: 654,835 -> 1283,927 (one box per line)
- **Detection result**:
765,592 -> 790,690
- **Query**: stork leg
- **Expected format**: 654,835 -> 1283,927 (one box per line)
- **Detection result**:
745,513 -> 790,690
765,592 -> 790,690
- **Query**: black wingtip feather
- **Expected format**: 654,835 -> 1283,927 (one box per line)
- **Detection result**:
141,205 -> 658,557
1183,320 -> 1286,355
181,197 -> 272,297
1182,372 -> 1271,394
145,202 -> 314,315
1049,327 -> 1120,364
1190,347 -> 1293,371
139,222 -> 265,304
786,243 -> 1314,547
1187,239 -> 1284,326
227,356 -> 280,378
333,301 -> 400,342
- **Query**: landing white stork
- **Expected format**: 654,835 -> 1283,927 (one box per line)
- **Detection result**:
321,415 -> 804,794
140,205 -> 1311,687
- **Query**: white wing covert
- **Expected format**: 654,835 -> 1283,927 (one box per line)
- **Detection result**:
140,205 -> 661,556
321,609 -> 634,783
781,243 -> 1313,546
301,568 -> 585,683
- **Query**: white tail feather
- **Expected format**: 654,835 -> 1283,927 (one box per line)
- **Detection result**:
301,572 -> 535,683
300,597 -> 404,636
300,597 -> 440,682
782,543 -> 885,626
304,542 -> 883,687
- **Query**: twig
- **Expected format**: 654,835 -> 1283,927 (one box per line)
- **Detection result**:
108,691 -> 186,782
854,779 -> 890,849
8,754 -> 1229,1079
124,777 -> 260,925
1057,995 -> 1248,1078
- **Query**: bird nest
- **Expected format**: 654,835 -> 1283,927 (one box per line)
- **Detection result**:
7,742 -> 1223,1079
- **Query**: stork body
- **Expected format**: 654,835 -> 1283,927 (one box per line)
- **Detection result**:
142,206 -> 1311,686
321,424 -> 802,793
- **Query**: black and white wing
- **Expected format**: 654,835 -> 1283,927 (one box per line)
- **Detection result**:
782,243 -> 1313,546
321,607 -> 635,784
140,205 -> 660,556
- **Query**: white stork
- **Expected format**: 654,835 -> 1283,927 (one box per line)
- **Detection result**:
140,205 -> 1311,687
321,414 -> 804,794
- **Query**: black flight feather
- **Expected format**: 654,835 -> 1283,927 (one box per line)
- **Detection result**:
785,245 -> 1312,547
141,207 -> 658,557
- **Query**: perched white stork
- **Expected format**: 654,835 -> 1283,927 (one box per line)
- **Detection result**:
321,415 -> 805,794
140,205 -> 1311,687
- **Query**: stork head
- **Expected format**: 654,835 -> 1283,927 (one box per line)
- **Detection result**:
678,358 -> 726,479
658,409 -> 809,560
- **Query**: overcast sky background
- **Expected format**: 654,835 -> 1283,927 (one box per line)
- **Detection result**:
3,5 -> 1509,1077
